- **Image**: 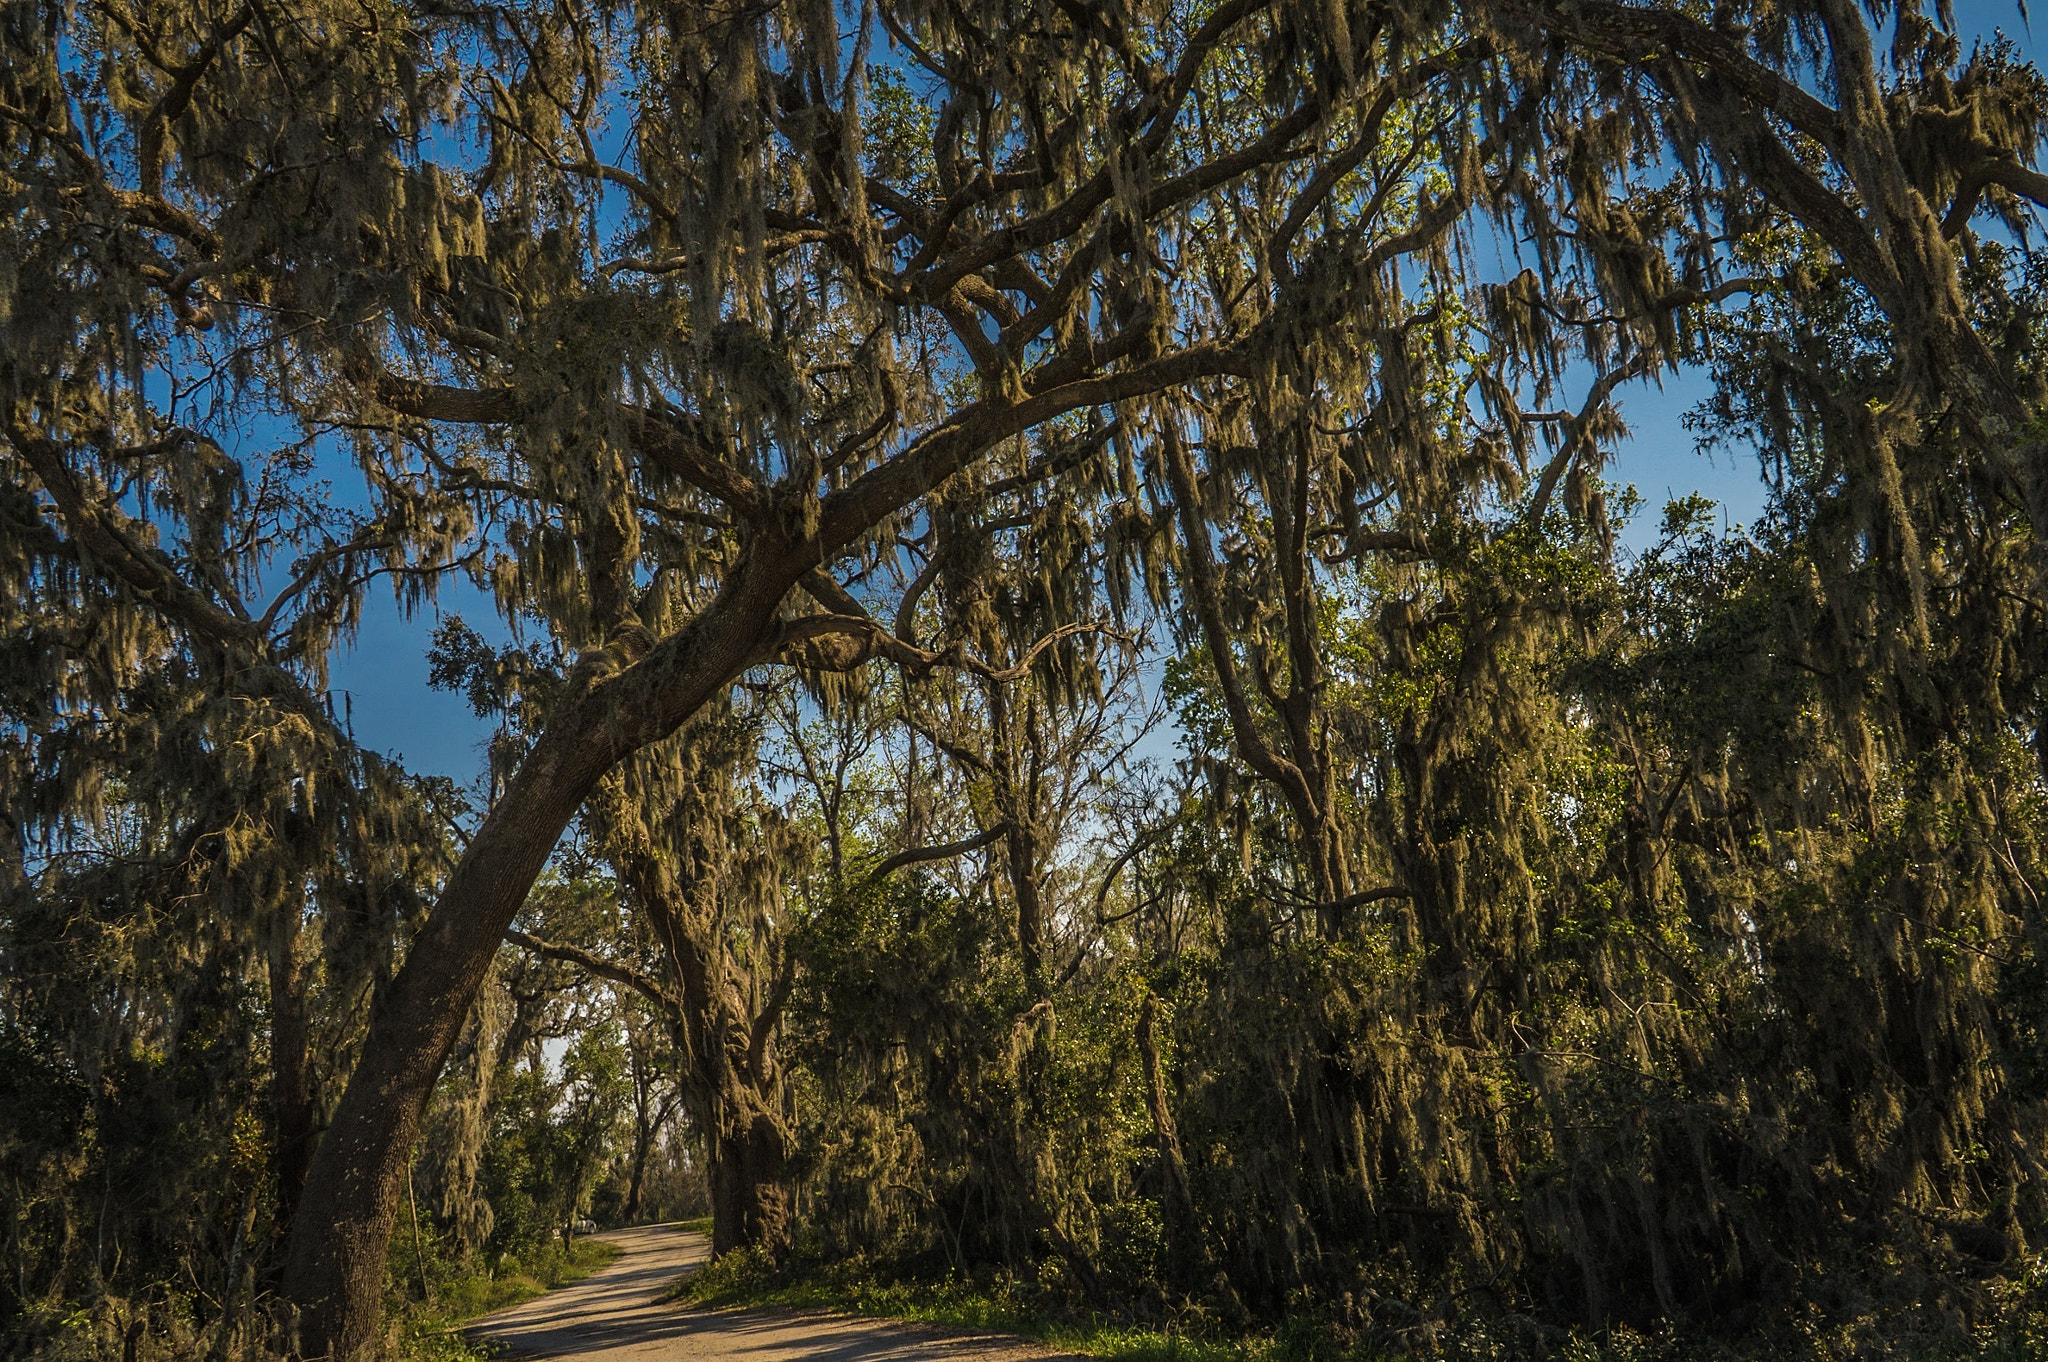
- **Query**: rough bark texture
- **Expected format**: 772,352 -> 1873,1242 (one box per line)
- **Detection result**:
710,1114 -> 793,1258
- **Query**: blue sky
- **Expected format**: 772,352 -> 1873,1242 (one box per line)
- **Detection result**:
326,2 -> 2039,785
1600,0 -> 2038,537
1604,368 -> 1751,545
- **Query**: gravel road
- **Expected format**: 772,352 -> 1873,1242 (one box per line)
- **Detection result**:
469,1224 -> 1074,1362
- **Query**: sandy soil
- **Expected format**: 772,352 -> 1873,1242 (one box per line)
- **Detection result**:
467,1224 -> 1075,1362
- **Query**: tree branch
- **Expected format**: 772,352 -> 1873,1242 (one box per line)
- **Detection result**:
772,614 -> 1127,682
5,417 -> 264,650
862,822 -> 1012,885
503,929 -> 685,1023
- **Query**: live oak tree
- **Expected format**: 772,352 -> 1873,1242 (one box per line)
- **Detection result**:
0,12 -> 466,1322
4,1 -> 1574,1353
12,0 -> 2048,1356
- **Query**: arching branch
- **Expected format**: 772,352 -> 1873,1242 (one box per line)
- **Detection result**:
772,615 -> 1129,682
861,822 -> 1012,887
5,416 -> 264,651
503,929 -> 684,1024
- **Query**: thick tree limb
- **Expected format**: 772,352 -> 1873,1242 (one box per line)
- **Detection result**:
371,372 -> 771,519
1306,884 -> 1413,917
819,343 -> 1246,548
1315,528 -> 1431,564
798,567 -> 867,619
1525,349 -> 1660,524
5,417 -> 264,650
894,551 -> 942,643
1944,156 -> 2048,236
371,373 -> 523,424
1520,0 -> 1846,152
1158,424 -> 1315,806
1092,824 -> 1172,922
773,614 -> 1126,682
861,822 -> 1011,886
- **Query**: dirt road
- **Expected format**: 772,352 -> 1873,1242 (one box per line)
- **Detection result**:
469,1225 -> 1073,1362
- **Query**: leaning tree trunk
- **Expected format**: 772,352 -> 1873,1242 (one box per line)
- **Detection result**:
279,557 -> 793,1361
278,724 -> 617,1360
274,341 -> 1223,1357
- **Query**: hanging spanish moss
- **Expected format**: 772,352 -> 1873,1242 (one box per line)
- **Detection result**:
6,0 -> 2048,1357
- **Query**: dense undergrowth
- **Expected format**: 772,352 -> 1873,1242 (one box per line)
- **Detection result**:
9,1235 -> 619,1362
673,1245 -> 2048,1362
387,1236 -> 619,1362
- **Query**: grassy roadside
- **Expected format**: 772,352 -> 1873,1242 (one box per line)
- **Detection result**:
664,1246 -> 2048,1362
669,1249 -> 1256,1362
395,1236 -> 622,1361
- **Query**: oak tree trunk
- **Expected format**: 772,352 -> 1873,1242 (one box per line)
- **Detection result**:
280,553 -> 794,1359
279,724 -> 615,1360
709,1107 -> 792,1258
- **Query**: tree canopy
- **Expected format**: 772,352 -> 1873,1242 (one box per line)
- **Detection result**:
7,0 -> 2048,1358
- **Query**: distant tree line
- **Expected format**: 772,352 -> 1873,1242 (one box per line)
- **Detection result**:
6,0 -> 2048,1357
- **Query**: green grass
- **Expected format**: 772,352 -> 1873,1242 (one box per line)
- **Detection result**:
395,1237 -> 621,1361
670,1249 -> 1259,1362
665,1247 -> 2048,1362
